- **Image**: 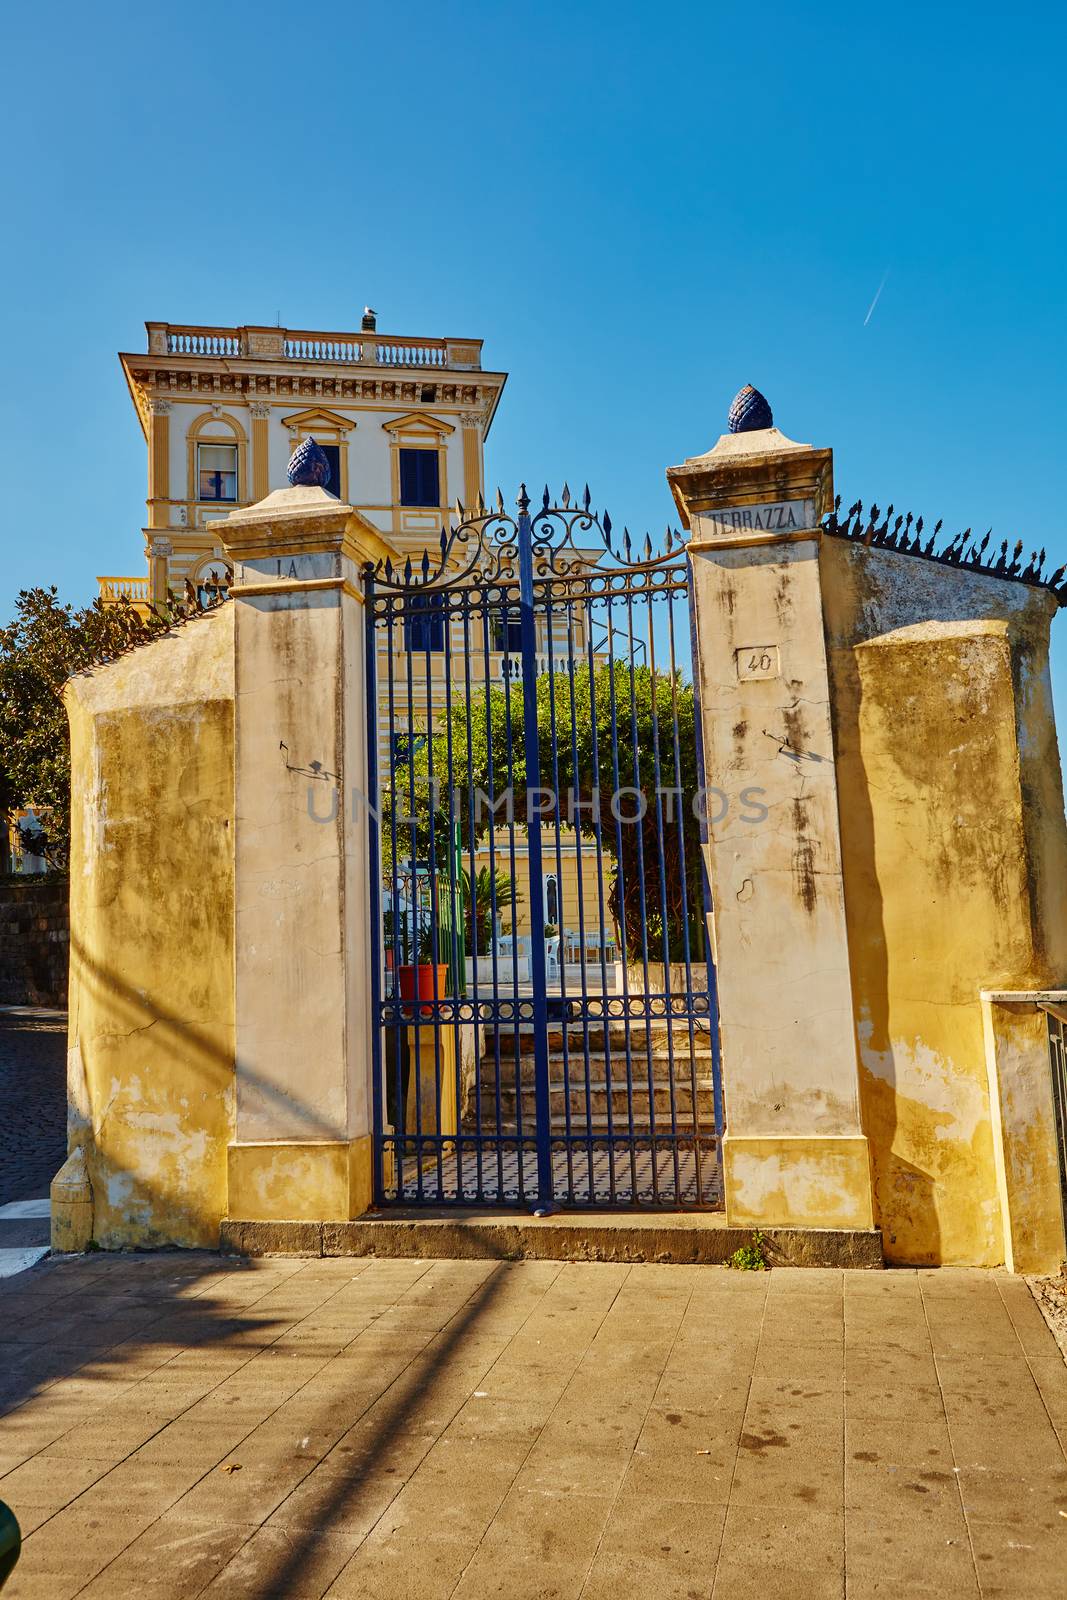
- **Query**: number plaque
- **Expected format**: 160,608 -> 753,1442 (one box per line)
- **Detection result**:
735,645 -> 780,682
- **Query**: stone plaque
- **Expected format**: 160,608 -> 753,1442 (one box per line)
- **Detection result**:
735,644 -> 780,682
702,498 -> 815,538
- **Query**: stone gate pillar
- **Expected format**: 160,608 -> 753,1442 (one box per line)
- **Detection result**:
217,474 -> 393,1223
669,399 -> 876,1233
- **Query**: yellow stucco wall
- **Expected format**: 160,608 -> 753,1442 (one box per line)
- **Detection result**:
65,608 -> 236,1248
983,999 -> 1067,1273
821,538 -> 1067,1265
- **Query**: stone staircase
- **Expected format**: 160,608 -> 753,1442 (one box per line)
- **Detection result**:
464,1021 -> 717,1137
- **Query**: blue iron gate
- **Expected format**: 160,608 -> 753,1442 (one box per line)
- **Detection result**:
366,487 -> 723,1210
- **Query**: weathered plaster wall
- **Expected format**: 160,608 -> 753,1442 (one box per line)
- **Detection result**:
821,538 -> 1067,1265
982,997 -> 1067,1274
65,608 -> 235,1248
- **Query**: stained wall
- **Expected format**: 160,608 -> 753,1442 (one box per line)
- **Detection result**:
64,608 -> 235,1248
821,538 -> 1067,1265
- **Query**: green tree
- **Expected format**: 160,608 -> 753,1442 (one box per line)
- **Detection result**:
386,661 -> 705,960
460,865 -> 522,952
0,587 -> 204,868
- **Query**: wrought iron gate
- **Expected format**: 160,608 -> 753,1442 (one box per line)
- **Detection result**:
366,486 -> 723,1210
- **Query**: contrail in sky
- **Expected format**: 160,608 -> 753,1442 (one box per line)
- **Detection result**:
863,270 -> 890,326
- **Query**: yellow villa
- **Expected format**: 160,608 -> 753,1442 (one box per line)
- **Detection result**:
107,311 -> 612,969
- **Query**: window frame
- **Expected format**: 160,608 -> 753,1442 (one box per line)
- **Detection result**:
403,593 -> 447,653
492,607 -> 524,655
196,441 -> 239,503
398,446 -> 442,508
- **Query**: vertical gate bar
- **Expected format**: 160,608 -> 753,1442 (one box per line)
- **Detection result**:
479,596 -> 507,1201
443,589 -> 463,1204
461,595 -> 485,1202
688,560 -> 724,1146
518,489 -> 554,1210
1049,1014 -> 1067,1226
645,583 -> 683,1202
386,601 -> 403,1201
582,586 -> 617,1203
664,583 -> 705,1204
604,590 -> 640,1203
403,597 -> 425,1198
423,608 -> 445,1201
365,568 -> 385,1205
499,608 -> 526,1202
623,583 -> 661,1203
564,599 -> 595,1199
544,584 -> 575,1202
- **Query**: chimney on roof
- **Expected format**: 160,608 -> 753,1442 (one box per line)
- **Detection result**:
361,306 -> 377,332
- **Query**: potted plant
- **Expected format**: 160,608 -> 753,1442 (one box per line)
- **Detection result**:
399,922 -> 450,1016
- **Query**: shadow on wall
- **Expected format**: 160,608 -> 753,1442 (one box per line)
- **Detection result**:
832,643 -> 943,1268
67,932 -> 346,1251
0,1244 -> 510,1594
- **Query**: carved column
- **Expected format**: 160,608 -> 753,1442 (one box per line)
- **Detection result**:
250,402 -> 271,502
148,536 -> 173,609
460,411 -> 483,510
147,397 -> 171,529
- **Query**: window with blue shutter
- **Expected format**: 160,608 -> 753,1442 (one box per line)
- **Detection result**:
399,448 -> 440,507
404,594 -> 446,652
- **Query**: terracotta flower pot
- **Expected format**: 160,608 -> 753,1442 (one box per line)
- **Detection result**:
398,963 -> 449,1017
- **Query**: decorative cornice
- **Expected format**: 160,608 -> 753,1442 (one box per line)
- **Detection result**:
125,360 -> 497,412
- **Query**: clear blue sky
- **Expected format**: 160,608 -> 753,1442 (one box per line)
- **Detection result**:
3,1 -> 1065,719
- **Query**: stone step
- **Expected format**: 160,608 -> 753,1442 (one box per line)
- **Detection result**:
481,1024 -> 713,1060
477,1050 -> 714,1087
222,1212 -> 885,1271
463,1085 -> 717,1131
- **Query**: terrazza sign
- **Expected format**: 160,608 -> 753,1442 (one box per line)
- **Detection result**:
702,497 -> 815,536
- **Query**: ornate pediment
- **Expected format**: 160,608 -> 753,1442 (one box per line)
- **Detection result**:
381,411 -> 456,438
280,406 -> 358,432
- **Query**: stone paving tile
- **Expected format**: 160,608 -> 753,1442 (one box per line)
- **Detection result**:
844,1504 -> 977,1590
1,1257 -> 1066,1598
77,1516 -> 258,1599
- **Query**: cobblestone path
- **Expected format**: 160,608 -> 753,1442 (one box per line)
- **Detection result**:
0,1008 -> 67,1205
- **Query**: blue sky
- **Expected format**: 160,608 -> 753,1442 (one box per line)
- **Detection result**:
3,1 -> 1065,718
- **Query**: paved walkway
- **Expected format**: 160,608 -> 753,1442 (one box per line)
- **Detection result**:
1,1255 -> 1065,1598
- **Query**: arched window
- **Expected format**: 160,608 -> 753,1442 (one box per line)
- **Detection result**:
186,411 -> 248,512
190,557 -> 232,607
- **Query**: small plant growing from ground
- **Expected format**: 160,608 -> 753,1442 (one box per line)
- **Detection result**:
726,1231 -> 768,1271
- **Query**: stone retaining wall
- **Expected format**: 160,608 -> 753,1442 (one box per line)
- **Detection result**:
0,875 -> 69,1008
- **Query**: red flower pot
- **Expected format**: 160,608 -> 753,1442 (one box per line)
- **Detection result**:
398,963 -> 449,1017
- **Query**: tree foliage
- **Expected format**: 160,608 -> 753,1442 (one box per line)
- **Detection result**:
0,587 -> 211,868
385,661 -> 706,959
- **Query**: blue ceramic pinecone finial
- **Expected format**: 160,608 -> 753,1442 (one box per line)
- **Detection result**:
287,436 -> 332,489
727,385 -> 773,433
